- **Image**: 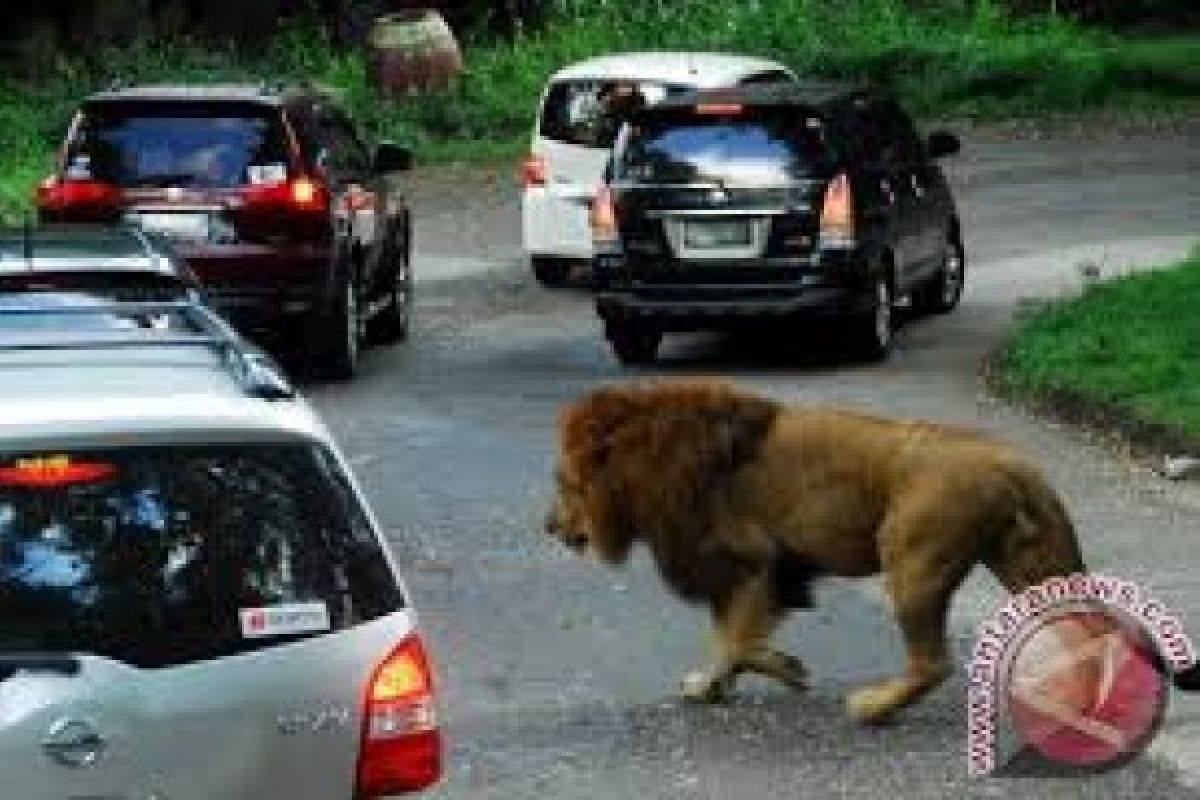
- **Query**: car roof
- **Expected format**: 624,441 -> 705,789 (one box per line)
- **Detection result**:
0,225 -> 188,282
83,83 -> 314,108
634,80 -> 873,116
547,52 -> 796,87
0,304 -> 329,449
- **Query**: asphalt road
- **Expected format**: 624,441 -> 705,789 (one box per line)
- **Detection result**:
310,125 -> 1200,798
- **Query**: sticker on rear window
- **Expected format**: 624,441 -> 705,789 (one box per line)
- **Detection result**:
246,163 -> 287,185
239,602 -> 331,639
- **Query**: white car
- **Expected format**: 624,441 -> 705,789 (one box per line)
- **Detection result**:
0,298 -> 440,799
519,52 -> 797,285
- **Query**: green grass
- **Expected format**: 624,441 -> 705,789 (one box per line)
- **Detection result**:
996,249 -> 1200,440
3,0 -> 1200,222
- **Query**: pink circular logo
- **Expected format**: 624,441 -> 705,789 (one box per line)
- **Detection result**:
1006,607 -> 1167,768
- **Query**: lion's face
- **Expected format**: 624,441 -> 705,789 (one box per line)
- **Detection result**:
543,463 -> 598,556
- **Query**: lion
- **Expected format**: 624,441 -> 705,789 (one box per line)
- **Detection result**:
543,379 -> 1094,723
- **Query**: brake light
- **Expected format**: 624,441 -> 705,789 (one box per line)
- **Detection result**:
819,172 -> 856,248
590,185 -> 619,248
695,103 -> 744,116
0,455 -> 117,488
520,154 -> 546,188
241,177 -> 330,213
35,177 -> 121,217
356,634 -> 441,797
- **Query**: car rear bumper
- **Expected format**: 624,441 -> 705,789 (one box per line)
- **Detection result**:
596,282 -> 874,329
176,244 -> 333,325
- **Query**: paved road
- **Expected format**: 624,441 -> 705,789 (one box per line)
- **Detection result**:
313,126 -> 1200,798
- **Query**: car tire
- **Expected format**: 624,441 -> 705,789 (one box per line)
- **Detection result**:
532,256 -> 570,287
606,319 -> 662,366
913,231 -> 966,315
313,272 -> 363,381
367,254 -> 412,346
848,274 -> 895,362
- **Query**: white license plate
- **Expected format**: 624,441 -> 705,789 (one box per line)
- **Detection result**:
683,219 -> 753,249
128,212 -> 212,242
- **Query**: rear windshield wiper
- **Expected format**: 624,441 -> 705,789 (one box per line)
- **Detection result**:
0,653 -> 82,682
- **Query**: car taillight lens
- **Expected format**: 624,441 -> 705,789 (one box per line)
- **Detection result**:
590,185 -> 619,248
520,154 -> 546,188
241,177 -> 330,213
35,177 -> 121,217
819,172 -> 856,248
356,634 -> 441,798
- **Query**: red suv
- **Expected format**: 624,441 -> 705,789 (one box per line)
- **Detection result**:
36,84 -> 414,380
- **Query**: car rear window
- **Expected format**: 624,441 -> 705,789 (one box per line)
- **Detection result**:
66,103 -> 291,189
0,444 -> 404,669
539,80 -> 687,148
614,108 -> 829,184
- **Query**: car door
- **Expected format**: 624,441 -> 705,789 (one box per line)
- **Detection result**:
315,107 -> 384,291
851,100 -> 922,285
876,100 -> 943,279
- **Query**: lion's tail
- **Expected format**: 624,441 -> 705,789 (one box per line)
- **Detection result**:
983,462 -> 1086,594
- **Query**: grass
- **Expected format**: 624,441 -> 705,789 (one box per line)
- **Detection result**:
996,249 -> 1200,440
2,0 -> 1200,222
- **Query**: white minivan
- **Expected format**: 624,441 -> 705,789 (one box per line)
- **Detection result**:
519,52 -> 797,285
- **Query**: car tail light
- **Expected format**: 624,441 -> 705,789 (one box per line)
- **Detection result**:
355,634 -> 441,798
241,177 -> 330,214
520,154 -> 546,189
695,103 -> 744,116
590,185 -> 620,249
819,172 -> 856,248
35,177 -> 121,219
0,455 -> 117,488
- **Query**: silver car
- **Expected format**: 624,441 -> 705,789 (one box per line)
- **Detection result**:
0,299 -> 441,799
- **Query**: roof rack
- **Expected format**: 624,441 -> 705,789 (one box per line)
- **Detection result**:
0,299 -> 295,401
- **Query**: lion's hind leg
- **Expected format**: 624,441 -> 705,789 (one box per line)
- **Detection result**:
680,571 -> 808,703
846,498 -> 978,724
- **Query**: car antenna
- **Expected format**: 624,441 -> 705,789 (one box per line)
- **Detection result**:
23,211 -> 33,271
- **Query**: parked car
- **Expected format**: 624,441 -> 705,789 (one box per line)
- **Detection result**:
591,82 -> 965,364
519,52 -> 797,286
0,296 -> 441,798
35,83 -> 415,380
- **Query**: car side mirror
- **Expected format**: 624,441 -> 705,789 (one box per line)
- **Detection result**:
374,141 -> 412,174
926,131 -> 960,160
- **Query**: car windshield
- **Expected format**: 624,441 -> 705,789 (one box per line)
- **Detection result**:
67,103 -> 291,189
0,444 -> 403,668
0,291 -> 182,331
540,79 -> 686,148
614,108 -> 829,184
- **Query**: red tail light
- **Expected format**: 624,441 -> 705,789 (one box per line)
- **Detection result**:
0,455 -> 117,488
590,185 -> 619,248
520,154 -> 546,188
241,177 -> 330,213
819,172 -> 856,248
356,634 -> 441,798
35,177 -> 122,219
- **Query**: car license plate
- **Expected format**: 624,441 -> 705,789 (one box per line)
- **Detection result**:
128,212 -> 212,243
683,219 -> 753,249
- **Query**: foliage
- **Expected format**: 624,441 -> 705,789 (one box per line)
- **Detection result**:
2,0 -> 1199,221
997,249 -> 1200,439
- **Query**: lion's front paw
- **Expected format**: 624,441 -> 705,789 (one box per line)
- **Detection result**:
680,668 -> 733,703
845,683 -> 903,725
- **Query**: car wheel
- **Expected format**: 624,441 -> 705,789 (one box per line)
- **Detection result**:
367,256 -> 411,346
849,275 -> 895,362
532,256 -> 570,287
315,273 -> 362,381
913,232 -> 966,315
606,319 -> 662,366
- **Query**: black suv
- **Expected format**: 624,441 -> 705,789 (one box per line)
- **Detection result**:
36,84 -> 414,380
592,83 -> 964,364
